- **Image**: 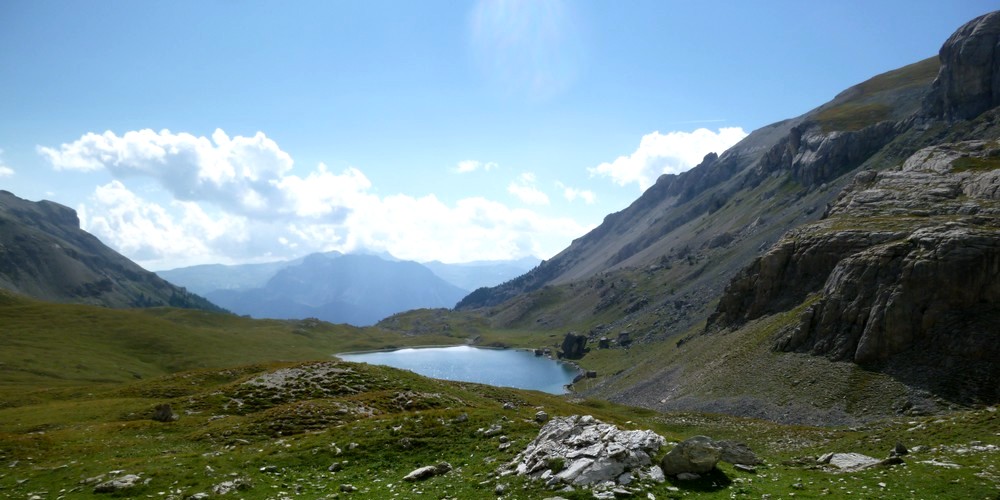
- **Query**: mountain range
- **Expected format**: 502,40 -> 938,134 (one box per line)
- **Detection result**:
447,11 -> 1000,421
1,11 -> 998,500
2,11 -> 998,425
157,253 -> 538,326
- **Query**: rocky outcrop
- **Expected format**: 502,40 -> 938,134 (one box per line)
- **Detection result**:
923,11 -> 1000,122
710,140 -> 1000,403
559,332 -> 587,359
777,224 -> 1000,366
758,121 -> 901,187
505,415 -> 665,487
707,227 -> 905,329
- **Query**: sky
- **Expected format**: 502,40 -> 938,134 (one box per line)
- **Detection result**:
1,1 -> 995,270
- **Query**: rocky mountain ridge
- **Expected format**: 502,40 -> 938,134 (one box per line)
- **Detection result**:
450,11 -> 1000,420
0,190 -> 219,311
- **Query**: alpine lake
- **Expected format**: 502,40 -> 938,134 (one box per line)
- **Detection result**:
336,345 -> 578,394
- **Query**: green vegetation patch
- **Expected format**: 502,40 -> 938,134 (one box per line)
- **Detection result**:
952,155 -> 1000,172
815,102 -> 892,132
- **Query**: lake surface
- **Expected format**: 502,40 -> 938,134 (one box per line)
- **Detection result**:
336,345 -> 578,394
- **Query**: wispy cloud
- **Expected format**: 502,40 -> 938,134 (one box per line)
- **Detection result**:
508,172 -> 550,205
455,159 -> 497,173
589,127 -> 748,190
0,149 -> 14,177
39,129 -> 586,268
556,181 -> 595,204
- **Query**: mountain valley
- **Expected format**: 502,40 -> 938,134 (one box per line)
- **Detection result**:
1,10 -> 999,500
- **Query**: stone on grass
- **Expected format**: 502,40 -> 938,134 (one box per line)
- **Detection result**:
151,404 -> 177,422
93,474 -> 141,493
660,436 -> 722,475
826,453 -> 881,470
717,440 -> 762,465
504,415 -> 665,488
403,462 -> 452,482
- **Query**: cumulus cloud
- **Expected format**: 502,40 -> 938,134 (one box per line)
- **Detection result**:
455,160 -> 497,173
556,181 -> 596,204
589,127 -> 747,190
507,172 -> 550,205
43,129 -> 588,269
38,129 -> 300,219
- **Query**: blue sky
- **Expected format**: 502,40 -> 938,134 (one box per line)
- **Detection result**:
1,1 -> 995,270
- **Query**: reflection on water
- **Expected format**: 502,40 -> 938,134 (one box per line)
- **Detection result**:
336,345 -> 577,394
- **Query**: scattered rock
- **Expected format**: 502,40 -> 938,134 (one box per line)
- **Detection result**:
503,402 -> 516,410
328,461 -> 343,472
403,462 -> 452,482
211,477 -> 252,495
482,424 -> 503,437
494,483 -> 506,495
535,410 -> 549,423
660,436 -> 722,475
892,442 -> 909,456
919,459 -> 961,468
152,403 -> 178,422
734,463 -> 757,473
93,474 -> 141,493
340,483 -> 357,492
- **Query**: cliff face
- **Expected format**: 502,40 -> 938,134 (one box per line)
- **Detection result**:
923,11 -> 1000,122
0,190 -> 221,311
705,13 -> 1000,402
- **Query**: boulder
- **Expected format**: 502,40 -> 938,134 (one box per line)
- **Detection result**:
403,462 -> 452,482
717,440 -> 762,465
93,474 -> 141,493
825,452 -> 881,471
617,332 -> 632,346
660,435 -> 722,475
151,403 -> 177,422
560,332 -> 587,359
505,415 -> 665,487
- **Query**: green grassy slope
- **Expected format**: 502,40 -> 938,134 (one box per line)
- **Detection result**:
0,291 -> 465,401
1,359 -> 996,499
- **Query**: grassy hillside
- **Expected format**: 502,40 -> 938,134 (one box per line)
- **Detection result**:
0,291 -> 464,400
1,358 -> 996,499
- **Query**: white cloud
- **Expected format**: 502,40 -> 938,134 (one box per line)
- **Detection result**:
0,149 -> 13,177
556,181 -> 596,204
507,172 -> 550,205
589,127 -> 748,190
455,160 -> 497,173
45,129 -> 588,269
38,128 -> 296,218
